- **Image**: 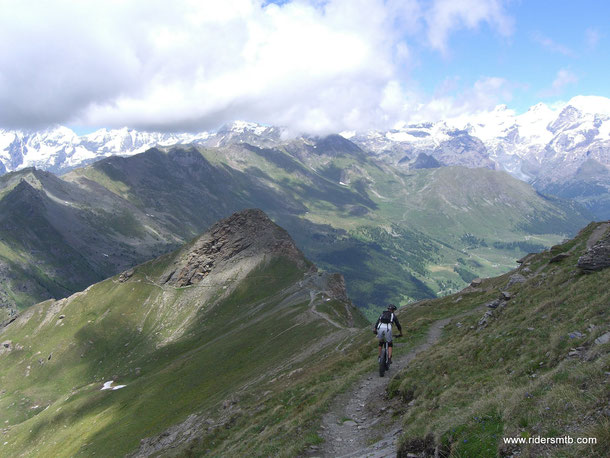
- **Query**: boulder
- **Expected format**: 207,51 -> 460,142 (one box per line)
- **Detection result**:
578,230 -> 610,272
486,299 -> 502,309
568,347 -> 585,358
506,274 -> 526,288
595,332 -> 610,345
470,278 -> 482,287
118,269 -> 135,283
478,310 -> 494,328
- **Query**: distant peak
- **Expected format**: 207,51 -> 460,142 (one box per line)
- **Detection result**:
219,120 -> 267,133
339,130 -> 356,139
528,102 -> 549,112
566,95 -> 610,115
161,209 -> 308,287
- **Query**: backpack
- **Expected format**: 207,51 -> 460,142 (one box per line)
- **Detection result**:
379,310 -> 394,324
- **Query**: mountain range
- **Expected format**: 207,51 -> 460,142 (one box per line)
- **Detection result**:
0,136 -> 590,319
2,96 -> 609,217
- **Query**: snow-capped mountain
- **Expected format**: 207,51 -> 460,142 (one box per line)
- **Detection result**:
208,121 -> 282,148
1,96 -> 609,216
347,95 -> 610,182
0,126 -> 198,174
0,121 -> 278,175
344,96 -> 610,218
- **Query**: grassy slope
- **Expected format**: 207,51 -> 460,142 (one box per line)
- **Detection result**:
389,222 -> 610,457
0,167 -> 181,312
0,180 -> 102,309
1,220 -> 606,457
0,240 -> 368,457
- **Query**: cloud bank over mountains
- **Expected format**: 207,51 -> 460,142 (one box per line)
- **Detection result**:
0,0 -> 514,134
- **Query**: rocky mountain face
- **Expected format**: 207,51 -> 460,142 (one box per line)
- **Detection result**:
0,209 -> 368,457
161,209 -> 310,287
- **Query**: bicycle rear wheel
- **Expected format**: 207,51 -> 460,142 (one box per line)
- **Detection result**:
379,347 -> 387,377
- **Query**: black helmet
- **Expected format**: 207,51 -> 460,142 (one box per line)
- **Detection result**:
388,304 -> 397,311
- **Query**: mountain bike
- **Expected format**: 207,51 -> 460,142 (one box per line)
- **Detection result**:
378,332 -> 402,377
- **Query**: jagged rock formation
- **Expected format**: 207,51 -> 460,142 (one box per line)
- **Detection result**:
578,225 -> 610,271
161,209 -> 310,286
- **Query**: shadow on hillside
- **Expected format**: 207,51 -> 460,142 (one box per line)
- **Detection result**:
274,215 -> 436,312
25,259 -> 340,456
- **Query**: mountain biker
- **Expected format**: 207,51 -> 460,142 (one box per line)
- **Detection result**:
373,304 -> 403,365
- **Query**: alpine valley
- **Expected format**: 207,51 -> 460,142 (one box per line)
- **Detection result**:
0,125 -> 591,320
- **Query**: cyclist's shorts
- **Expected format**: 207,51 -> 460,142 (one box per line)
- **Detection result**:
377,324 -> 392,343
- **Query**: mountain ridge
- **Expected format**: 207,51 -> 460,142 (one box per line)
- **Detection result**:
0,140 -> 593,314
2,96 -> 609,195
0,208 -> 368,457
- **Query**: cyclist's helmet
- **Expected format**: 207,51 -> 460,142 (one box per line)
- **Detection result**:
388,304 -> 397,311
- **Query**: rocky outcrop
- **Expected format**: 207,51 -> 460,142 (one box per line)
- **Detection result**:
326,273 -> 350,304
578,227 -> 610,272
595,332 -> 610,345
412,153 -> 441,169
506,273 -> 526,288
118,269 -> 134,282
161,209 -> 307,287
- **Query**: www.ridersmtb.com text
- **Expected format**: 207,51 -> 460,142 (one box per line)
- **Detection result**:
503,436 -> 597,445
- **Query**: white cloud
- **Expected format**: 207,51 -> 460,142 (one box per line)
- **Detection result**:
0,0 -> 515,133
406,76 -> 514,124
425,0 -> 513,54
538,69 -> 578,98
585,27 -> 601,50
532,32 -> 574,57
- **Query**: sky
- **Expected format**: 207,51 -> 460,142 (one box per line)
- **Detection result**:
0,0 -> 608,135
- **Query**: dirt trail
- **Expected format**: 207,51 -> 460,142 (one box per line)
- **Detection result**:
314,309 -> 480,458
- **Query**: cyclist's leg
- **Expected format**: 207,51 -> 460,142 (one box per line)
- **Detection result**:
377,328 -> 386,358
386,328 -> 393,361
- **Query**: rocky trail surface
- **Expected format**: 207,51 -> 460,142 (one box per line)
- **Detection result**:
313,309 -> 482,458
